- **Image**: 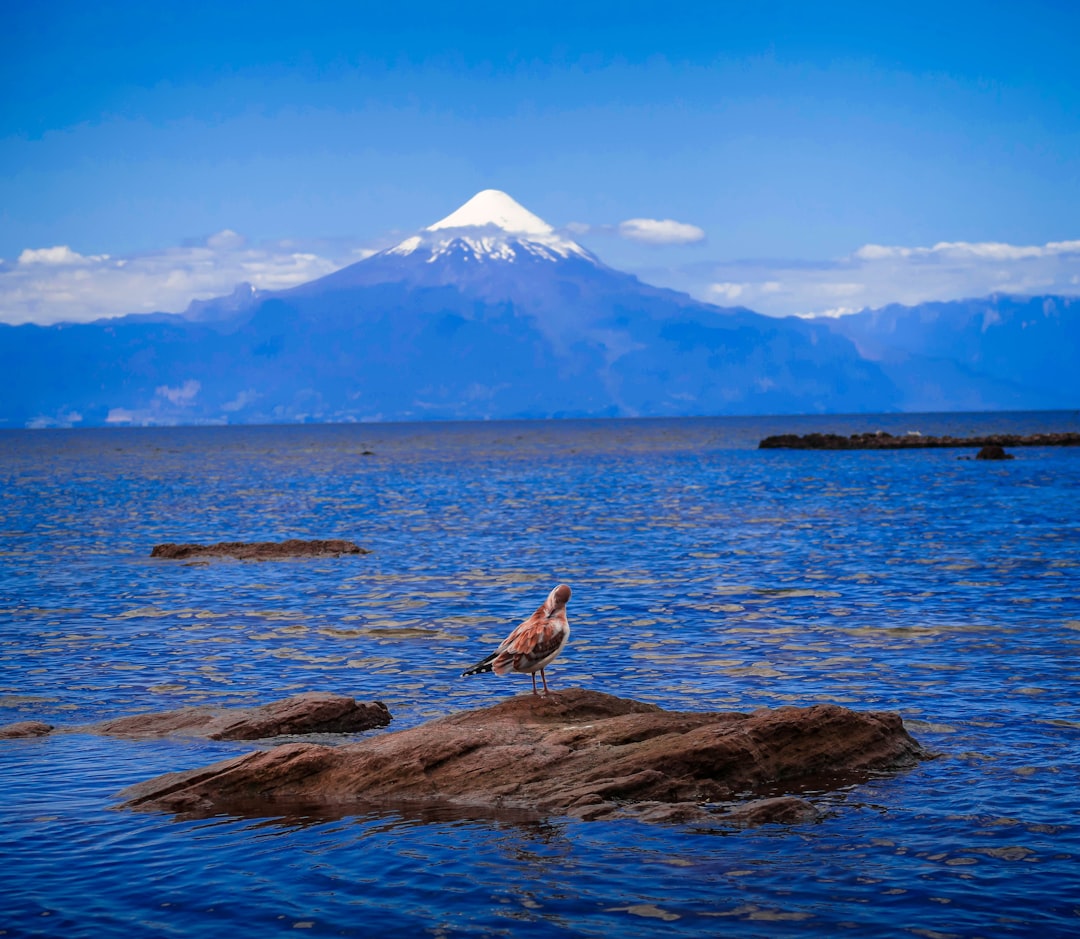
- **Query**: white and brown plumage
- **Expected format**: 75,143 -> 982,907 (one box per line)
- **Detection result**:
462,584 -> 571,695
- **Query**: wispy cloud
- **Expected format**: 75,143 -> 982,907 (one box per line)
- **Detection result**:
26,409 -> 83,430
564,217 -> 706,245
854,240 -> 1080,262
18,246 -> 110,266
154,379 -> 201,407
617,218 -> 706,245
687,237 -> 1080,317
0,233 -> 359,325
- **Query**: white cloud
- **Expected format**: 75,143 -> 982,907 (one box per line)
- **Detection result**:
851,244 -> 901,261
26,409 -> 83,429
206,229 -> 246,250
798,306 -> 857,319
0,231 -> 359,325
708,282 -> 745,302
155,379 -> 201,406
618,218 -> 706,245
18,246 -> 108,266
222,389 -> 261,412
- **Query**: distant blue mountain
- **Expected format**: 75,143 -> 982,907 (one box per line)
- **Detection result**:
811,294 -> 1080,412
0,190 -> 1073,428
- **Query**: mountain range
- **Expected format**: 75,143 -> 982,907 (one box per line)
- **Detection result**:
1,190 -> 1076,427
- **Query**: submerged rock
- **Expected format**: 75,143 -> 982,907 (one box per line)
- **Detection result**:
150,539 -> 369,560
0,720 -> 54,738
723,795 -> 822,826
119,689 -> 925,825
88,692 -> 391,740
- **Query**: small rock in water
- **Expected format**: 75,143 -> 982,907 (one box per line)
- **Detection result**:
89,692 -> 391,740
975,444 -> 1014,460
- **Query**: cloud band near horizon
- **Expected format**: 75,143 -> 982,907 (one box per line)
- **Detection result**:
2,231 -> 1079,326
699,238 -> 1080,318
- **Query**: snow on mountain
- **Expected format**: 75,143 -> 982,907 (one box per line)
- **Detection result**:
427,189 -> 553,235
384,189 -> 593,263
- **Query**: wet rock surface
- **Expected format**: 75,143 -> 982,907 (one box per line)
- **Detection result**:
759,431 -> 1079,451
150,539 -> 369,560
89,692 -> 391,740
119,689 -> 926,825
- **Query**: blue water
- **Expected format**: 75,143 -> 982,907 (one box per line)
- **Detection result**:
2,412 -> 1079,938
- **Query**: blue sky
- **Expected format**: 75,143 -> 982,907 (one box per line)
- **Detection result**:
2,0 -> 1079,323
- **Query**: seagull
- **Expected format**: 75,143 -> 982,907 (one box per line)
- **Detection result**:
462,584 -> 572,695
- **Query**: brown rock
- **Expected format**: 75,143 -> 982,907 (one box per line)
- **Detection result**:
0,720 -> 54,738
120,689 -> 925,824
150,539 -> 370,560
88,692 -> 391,740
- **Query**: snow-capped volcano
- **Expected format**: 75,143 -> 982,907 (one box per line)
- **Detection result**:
291,188 -> 603,296
385,189 -> 594,264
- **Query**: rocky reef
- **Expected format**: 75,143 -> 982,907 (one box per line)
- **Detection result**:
119,689 -> 926,826
759,431 -> 1079,451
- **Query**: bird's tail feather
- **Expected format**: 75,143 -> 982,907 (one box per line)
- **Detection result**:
462,651 -> 498,677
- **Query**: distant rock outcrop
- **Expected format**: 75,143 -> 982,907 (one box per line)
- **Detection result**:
150,539 -> 369,560
89,692 -> 391,740
759,431 -> 1079,450
119,689 -> 926,826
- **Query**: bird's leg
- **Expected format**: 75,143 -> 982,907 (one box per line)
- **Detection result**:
531,672 -> 538,696
540,669 -> 549,695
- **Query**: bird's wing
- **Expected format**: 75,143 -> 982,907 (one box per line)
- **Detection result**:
492,614 -> 566,674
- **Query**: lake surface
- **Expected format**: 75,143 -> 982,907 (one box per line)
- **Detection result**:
2,412 -> 1079,938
